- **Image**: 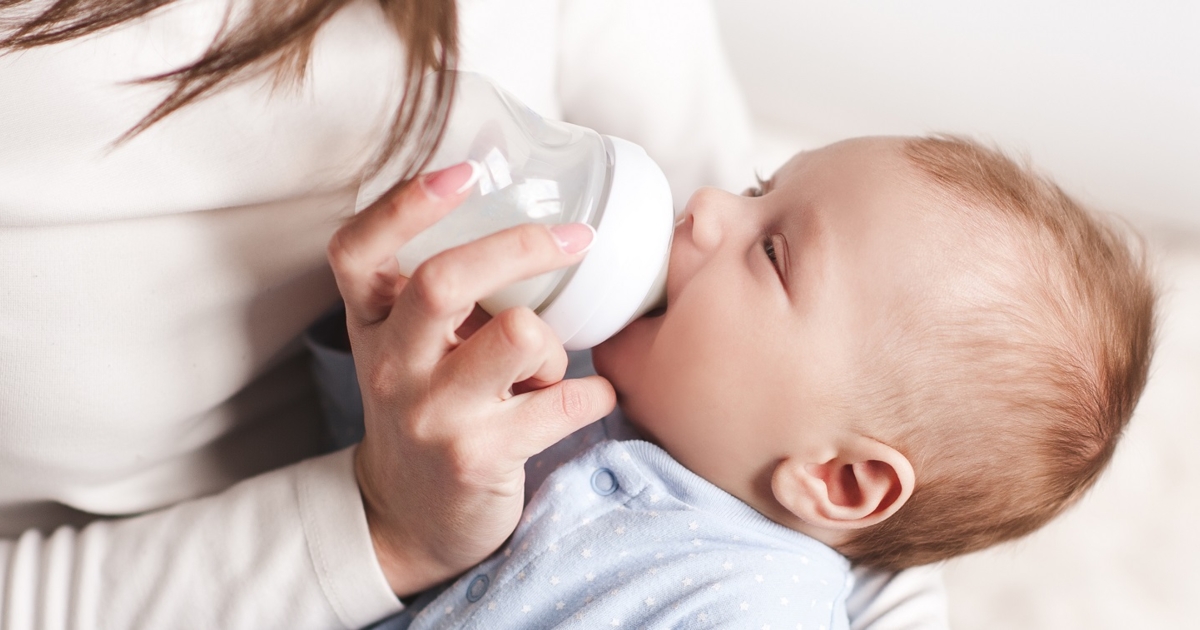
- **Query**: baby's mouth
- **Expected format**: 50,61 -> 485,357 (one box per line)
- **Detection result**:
643,305 -> 666,319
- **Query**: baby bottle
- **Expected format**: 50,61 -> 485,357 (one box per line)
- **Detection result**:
396,72 -> 674,350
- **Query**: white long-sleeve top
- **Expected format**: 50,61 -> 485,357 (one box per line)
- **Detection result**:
0,0 -> 945,627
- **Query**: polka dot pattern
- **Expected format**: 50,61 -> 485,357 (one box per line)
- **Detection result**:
403,414 -> 853,630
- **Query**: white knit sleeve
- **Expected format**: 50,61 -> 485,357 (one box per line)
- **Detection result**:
555,0 -> 756,207
0,447 -> 401,630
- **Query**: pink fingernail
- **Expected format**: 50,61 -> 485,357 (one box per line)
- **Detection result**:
550,223 -> 596,254
419,160 -> 480,199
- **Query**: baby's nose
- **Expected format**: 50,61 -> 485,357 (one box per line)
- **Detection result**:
683,187 -> 736,253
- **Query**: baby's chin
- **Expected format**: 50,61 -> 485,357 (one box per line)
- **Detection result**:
592,310 -> 672,443
592,309 -> 663,393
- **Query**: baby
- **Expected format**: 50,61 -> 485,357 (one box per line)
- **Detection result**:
331,135 -> 1154,629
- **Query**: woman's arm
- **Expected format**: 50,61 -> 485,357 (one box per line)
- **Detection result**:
1,0 -> 615,624
0,165 -> 618,629
0,449 -> 399,629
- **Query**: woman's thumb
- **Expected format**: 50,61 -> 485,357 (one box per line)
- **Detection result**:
511,375 -> 617,458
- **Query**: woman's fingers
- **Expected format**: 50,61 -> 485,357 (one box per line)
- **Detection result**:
328,161 -> 479,327
454,305 -> 492,341
388,222 -> 594,366
505,375 -> 617,459
438,306 -> 569,401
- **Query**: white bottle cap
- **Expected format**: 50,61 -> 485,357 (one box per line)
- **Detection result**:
539,136 -> 674,350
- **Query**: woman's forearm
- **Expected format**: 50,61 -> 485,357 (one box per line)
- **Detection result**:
0,448 -> 400,630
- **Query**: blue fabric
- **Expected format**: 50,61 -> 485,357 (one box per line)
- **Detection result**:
396,412 -> 853,630
303,306 -> 364,451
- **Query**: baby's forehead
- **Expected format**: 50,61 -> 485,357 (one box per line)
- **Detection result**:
774,137 -> 911,179
770,139 -> 947,228
772,139 -> 952,236
794,139 -> 1040,312
780,138 -> 1024,243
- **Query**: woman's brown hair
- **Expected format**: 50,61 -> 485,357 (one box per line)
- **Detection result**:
0,0 -> 458,180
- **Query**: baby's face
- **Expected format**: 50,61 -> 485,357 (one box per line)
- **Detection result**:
593,137 -> 951,513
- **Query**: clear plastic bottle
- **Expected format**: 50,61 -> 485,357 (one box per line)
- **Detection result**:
397,72 -> 675,350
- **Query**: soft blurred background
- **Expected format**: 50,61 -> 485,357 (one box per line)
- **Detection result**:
709,0 -> 1200,627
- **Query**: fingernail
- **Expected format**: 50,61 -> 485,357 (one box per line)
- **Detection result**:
550,223 -> 596,254
419,160 -> 480,199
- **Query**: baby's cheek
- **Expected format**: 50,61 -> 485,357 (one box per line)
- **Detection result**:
645,373 -> 712,435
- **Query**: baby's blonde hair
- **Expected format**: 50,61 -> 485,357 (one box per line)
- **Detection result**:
840,136 -> 1155,570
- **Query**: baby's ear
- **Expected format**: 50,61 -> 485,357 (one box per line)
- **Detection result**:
770,436 -> 914,531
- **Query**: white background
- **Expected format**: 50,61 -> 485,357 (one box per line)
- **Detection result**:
711,1 -> 1200,627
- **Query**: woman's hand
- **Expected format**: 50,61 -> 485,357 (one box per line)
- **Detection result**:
326,162 -> 617,597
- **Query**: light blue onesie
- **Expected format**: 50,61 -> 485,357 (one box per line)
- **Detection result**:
381,411 -> 853,630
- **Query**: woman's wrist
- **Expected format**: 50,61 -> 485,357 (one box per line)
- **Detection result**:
356,447 -> 447,597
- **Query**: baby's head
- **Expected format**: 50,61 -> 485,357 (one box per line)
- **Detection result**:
592,135 -> 1155,569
